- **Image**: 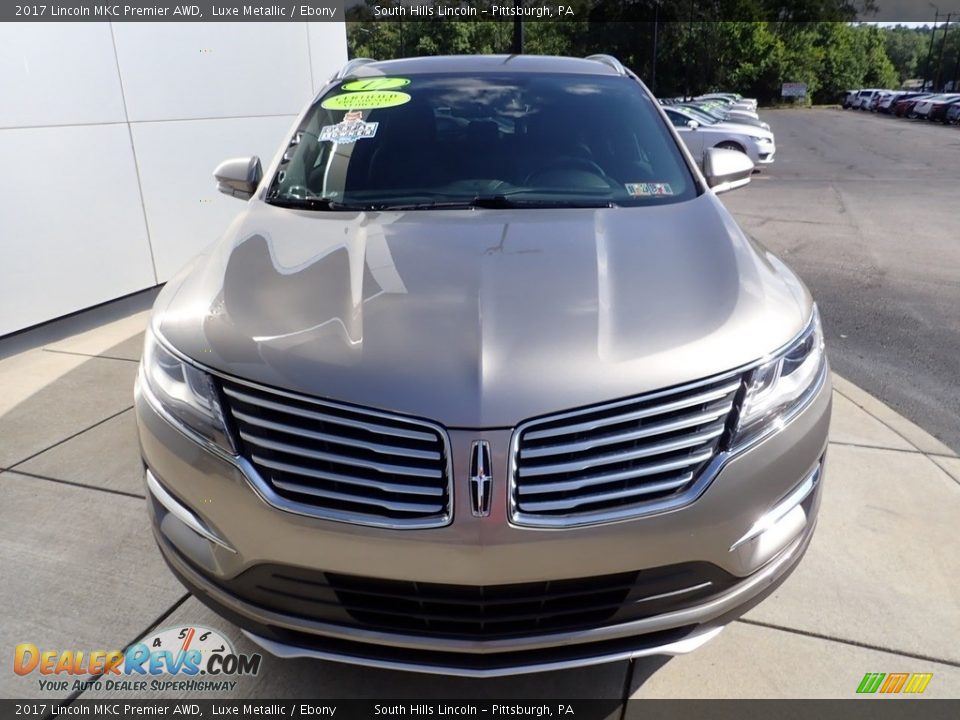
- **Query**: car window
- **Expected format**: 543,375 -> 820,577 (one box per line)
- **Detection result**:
266,73 -> 698,210
665,110 -> 691,128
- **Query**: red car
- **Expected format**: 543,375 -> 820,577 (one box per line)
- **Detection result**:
893,94 -> 932,118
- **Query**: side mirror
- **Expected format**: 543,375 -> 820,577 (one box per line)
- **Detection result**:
214,156 -> 262,200
703,147 -> 755,194
686,119 -> 700,130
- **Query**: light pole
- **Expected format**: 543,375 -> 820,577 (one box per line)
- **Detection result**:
924,6 -> 940,91
952,25 -> 960,91
512,0 -> 524,54
935,14 -> 953,90
651,2 -> 660,94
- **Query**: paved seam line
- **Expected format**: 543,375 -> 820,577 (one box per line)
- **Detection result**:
833,385 -> 955,458
42,347 -> 140,364
51,593 -> 192,713
108,21 -> 159,285
7,405 -> 134,469
828,439 -> 959,460
4,469 -> 145,500
737,618 -> 960,669
618,659 -> 637,716
5,113 -> 297,132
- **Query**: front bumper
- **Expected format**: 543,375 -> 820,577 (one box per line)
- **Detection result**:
136,367 -> 831,676
756,143 -> 776,164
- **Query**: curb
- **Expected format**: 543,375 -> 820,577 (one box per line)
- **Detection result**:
831,374 -> 958,458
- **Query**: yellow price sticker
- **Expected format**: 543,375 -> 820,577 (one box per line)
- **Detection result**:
321,91 -> 412,111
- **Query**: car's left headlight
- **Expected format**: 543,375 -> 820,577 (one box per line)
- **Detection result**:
751,135 -> 773,144
139,327 -> 235,454
730,306 -> 826,448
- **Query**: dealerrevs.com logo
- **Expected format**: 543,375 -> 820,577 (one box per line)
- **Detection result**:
14,626 -> 262,693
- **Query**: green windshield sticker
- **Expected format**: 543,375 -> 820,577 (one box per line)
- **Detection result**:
321,91 -> 412,111
341,78 -> 410,92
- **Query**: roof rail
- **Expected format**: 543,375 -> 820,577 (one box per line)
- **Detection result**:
585,54 -> 627,76
334,58 -> 378,80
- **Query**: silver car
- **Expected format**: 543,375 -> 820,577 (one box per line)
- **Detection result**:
664,106 -> 776,165
136,54 -> 830,677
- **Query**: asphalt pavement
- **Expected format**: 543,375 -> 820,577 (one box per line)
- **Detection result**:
722,108 -> 960,453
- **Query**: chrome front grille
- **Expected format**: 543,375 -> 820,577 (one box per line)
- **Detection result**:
220,381 -> 451,528
511,374 -> 744,527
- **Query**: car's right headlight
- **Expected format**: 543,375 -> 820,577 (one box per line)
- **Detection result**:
730,307 -> 826,448
139,327 -> 235,454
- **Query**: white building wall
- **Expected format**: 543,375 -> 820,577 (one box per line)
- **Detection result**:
0,22 -> 348,337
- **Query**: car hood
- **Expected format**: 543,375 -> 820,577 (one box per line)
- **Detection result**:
711,122 -> 773,139
724,109 -> 760,120
155,193 -> 810,428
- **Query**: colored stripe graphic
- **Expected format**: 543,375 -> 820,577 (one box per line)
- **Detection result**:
903,673 -> 933,694
880,673 -> 909,693
857,672 -> 932,694
857,673 -> 885,693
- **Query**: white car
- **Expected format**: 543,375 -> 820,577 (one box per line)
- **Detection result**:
694,98 -> 761,122
877,91 -> 906,113
912,94 -> 960,118
682,103 -> 771,130
697,93 -> 759,112
854,89 -> 883,109
664,107 -> 776,166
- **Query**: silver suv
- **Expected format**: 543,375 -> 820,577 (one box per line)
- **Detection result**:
135,54 -> 830,676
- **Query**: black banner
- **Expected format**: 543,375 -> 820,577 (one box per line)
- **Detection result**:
3,700 -> 959,720
0,0 -> 948,23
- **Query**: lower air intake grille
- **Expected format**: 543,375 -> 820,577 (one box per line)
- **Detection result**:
511,374 -> 744,526
220,380 -> 451,528
222,563 -> 735,640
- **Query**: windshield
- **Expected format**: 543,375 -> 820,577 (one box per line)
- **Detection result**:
266,73 -> 697,211
680,106 -> 721,124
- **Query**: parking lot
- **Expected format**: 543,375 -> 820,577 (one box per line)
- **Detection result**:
1,108 -> 959,703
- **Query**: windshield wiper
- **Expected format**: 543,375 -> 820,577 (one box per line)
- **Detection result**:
381,195 -> 619,210
266,196 -> 365,211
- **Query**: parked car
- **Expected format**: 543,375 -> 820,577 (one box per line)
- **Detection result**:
878,91 -> 920,113
663,106 -> 776,165
135,54 -> 828,676
842,90 -> 858,108
696,95 -> 758,114
681,101 -> 771,130
693,98 -> 762,123
854,89 -> 883,109
868,91 -> 896,112
915,94 -> 960,120
925,96 -> 960,123
946,101 -> 960,124
893,94 -> 933,117
696,93 -> 759,112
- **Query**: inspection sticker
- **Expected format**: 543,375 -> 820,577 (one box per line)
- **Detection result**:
626,182 -> 674,197
319,111 -> 379,144
321,90 -> 412,111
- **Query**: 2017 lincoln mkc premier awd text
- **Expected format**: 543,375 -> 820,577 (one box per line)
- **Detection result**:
135,54 -> 830,676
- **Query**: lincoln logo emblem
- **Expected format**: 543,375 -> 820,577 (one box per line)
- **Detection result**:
469,441 -> 493,517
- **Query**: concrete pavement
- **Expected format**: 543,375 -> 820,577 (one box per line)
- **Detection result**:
1,294 -> 958,702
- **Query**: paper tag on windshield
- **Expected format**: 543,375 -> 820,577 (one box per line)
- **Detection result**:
319,111 -> 379,144
626,182 -> 674,197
